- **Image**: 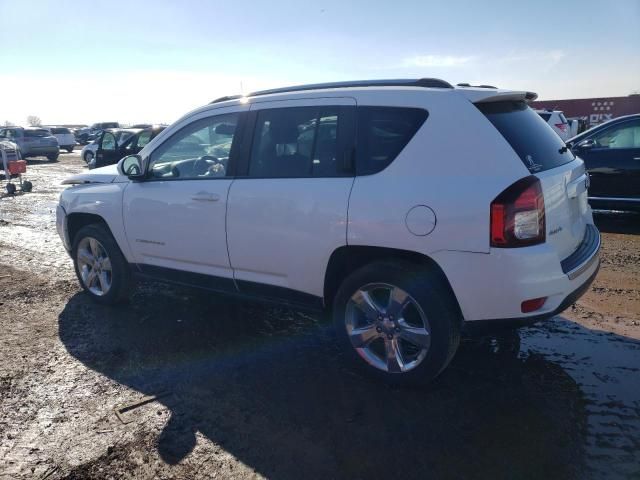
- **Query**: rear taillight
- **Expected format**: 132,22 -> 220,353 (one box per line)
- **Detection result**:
555,123 -> 568,132
490,176 -> 545,248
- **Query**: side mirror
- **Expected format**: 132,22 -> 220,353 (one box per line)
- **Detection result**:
576,138 -> 596,150
118,154 -> 145,180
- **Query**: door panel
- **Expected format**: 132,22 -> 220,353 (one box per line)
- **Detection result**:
226,97 -> 356,298
581,148 -> 640,198
580,119 -> 640,198
123,179 -> 233,278
227,177 -> 354,297
96,131 -> 120,168
123,108 -> 246,281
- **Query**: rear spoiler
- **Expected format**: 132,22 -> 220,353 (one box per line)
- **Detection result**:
456,88 -> 538,104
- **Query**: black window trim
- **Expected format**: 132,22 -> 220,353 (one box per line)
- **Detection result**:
235,105 -> 356,179
141,111 -> 248,182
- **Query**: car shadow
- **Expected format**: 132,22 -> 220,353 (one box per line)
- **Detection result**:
593,210 -> 640,235
58,284 -> 593,479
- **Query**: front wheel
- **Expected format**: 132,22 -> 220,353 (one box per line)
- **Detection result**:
333,260 -> 461,386
47,154 -> 59,162
72,224 -> 133,304
66,147 -> 74,153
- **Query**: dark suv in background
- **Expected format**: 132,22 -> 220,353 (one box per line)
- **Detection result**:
568,114 -> 640,212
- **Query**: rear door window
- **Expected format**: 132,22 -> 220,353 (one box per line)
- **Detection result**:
356,107 -> 428,175
477,101 -> 574,173
248,106 -> 346,178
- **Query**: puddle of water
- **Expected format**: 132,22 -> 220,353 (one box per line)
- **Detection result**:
522,318 -> 640,478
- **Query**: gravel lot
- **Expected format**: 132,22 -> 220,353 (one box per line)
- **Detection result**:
0,153 -> 639,479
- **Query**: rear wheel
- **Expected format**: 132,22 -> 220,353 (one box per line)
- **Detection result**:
21,180 -> 32,192
47,154 -> 59,162
333,260 -> 461,385
66,147 -> 74,153
72,224 -> 133,304
5,183 -> 16,195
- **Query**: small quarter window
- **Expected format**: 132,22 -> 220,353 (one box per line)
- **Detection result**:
356,107 -> 428,175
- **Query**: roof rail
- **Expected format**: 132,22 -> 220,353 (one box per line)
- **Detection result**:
209,78 -> 453,104
456,83 -> 498,89
210,94 -> 243,104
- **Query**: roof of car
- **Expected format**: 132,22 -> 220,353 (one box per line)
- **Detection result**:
210,78 -> 455,104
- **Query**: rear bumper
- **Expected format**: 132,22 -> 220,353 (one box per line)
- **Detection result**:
432,222 -> 601,326
462,263 -> 599,335
23,146 -> 59,156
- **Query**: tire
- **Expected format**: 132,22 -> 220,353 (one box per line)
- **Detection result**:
66,147 -> 74,153
6,183 -> 16,195
84,151 -> 94,165
333,260 -> 461,386
72,223 -> 133,305
47,154 -> 59,162
21,180 -> 32,192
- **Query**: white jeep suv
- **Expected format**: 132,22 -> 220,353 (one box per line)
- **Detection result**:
56,79 -> 600,384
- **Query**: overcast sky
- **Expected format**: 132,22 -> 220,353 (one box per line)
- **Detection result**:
1,0 -> 638,125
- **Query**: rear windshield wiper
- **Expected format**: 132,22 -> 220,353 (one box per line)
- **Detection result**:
558,145 -> 568,154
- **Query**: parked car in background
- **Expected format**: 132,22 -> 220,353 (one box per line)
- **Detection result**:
81,129 -> 134,166
535,109 -> 571,141
74,127 -> 91,145
0,126 -> 59,161
88,125 -> 166,169
90,122 -> 119,134
46,127 -> 76,152
57,79 -> 600,385
567,113 -> 640,212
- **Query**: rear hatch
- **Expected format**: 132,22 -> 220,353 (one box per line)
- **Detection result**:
24,129 -> 58,147
477,99 -> 590,260
51,127 -> 75,145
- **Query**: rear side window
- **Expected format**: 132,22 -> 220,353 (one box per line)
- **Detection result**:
537,112 -> 551,122
51,127 -> 71,134
24,129 -> 51,138
477,101 -> 574,173
248,106 -> 345,178
356,107 -> 428,175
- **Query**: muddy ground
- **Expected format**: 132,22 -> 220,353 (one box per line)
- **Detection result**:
0,153 -> 639,479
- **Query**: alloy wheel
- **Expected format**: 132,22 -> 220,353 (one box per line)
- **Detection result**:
345,283 -> 431,373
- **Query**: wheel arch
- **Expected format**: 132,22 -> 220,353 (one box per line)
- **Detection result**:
67,212 -> 111,246
323,245 -> 462,318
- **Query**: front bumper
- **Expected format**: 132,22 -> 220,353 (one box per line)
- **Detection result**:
56,204 -> 71,252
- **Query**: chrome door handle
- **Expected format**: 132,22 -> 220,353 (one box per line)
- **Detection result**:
633,157 -> 640,161
191,192 -> 220,202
